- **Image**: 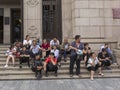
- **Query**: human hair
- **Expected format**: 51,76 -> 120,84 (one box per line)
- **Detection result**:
9,44 -> 15,50
32,40 -> 37,43
90,52 -> 95,57
75,35 -> 81,40
35,53 -> 42,57
84,43 -> 89,47
102,48 -> 106,52
50,52 -> 55,56
25,35 -> 29,40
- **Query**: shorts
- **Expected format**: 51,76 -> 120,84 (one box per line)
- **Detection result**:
87,64 -> 101,71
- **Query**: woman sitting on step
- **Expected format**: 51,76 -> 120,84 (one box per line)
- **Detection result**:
4,44 -> 17,68
86,52 -> 104,81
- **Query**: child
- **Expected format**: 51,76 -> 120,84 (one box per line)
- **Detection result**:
32,54 -> 43,79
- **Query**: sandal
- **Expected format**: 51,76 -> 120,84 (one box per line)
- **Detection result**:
99,73 -> 104,76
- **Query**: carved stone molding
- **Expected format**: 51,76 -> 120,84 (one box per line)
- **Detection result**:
28,25 -> 38,38
27,0 -> 40,7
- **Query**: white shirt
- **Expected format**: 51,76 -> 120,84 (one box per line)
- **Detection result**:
100,45 -> 105,52
51,49 -> 59,59
23,40 -> 32,45
50,40 -> 60,46
5,48 -> 16,56
87,57 -> 99,68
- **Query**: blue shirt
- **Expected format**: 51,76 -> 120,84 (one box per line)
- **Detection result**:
31,45 -> 40,54
70,41 -> 84,56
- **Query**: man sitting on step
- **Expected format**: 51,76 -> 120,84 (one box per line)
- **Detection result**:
19,46 -> 30,68
100,43 -> 117,65
33,54 -> 43,79
44,53 -> 58,77
98,48 -> 112,70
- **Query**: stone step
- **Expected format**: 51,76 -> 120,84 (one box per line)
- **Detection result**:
0,59 -> 73,63
0,59 -> 102,64
0,66 -> 31,70
0,67 -> 120,75
0,54 -> 6,56
0,73 -> 120,80
0,45 -> 10,48
60,64 -> 120,69
0,64 -> 119,72
0,51 -> 8,53
0,51 -> 6,55
0,48 -> 8,51
0,62 -> 119,70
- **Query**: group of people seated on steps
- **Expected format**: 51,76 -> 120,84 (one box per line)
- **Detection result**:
4,35 -> 117,80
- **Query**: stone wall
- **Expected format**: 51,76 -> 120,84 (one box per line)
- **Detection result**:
72,0 -> 120,44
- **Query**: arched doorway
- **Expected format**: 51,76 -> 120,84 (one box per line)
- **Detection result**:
42,0 -> 62,42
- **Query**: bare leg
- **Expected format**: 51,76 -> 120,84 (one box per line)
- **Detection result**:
90,70 -> 94,80
98,67 -> 104,76
98,67 -> 102,74
6,56 -> 11,65
11,56 -> 15,66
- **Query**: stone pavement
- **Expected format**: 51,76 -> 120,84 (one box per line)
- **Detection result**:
0,78 -> 120,90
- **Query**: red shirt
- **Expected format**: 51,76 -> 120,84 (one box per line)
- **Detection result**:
41,43 -> 50,50
45,57 -> 57,64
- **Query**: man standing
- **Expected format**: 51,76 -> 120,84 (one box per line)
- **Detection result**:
69,35 -> 84,77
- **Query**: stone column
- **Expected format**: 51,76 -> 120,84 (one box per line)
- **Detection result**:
4,8 -> 10,44
61,0 -> 73,39
23,0 -> 42,40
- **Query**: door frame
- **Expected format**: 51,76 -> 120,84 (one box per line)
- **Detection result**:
10,8 -> 22,43
10,0 -> 23,43
0,8 -> 4,44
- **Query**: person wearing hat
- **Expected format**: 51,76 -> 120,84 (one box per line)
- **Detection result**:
44,52 -> 58,77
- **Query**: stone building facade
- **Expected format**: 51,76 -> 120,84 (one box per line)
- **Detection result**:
0,0 -> 120,46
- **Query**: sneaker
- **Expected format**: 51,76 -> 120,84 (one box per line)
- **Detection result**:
4,65 -> 8,68
99,73 -> 104,76
19,66 -> 22,69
